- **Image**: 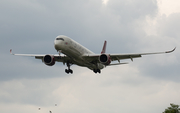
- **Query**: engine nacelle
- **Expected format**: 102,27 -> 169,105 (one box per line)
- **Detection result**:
99,54 -> 111,65
43,55 -> 55,66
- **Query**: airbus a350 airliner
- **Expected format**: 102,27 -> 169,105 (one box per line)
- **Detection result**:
10,35 -> 176,74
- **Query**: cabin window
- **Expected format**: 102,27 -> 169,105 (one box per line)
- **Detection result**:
56,38 -> 64,41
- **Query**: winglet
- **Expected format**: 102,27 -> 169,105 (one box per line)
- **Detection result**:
10,49 -> 15,55
10,49 -> 13,55
165,47 -> 176,53
101,41 -> 107,54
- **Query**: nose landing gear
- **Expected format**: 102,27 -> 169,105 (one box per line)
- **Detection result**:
65,62 -> 73,74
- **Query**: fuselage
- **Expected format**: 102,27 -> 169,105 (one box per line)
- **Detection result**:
54,35 -> 105,70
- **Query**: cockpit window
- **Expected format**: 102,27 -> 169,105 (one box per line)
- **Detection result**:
56,38 -> 64,41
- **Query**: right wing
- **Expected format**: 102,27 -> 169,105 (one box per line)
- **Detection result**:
82,47 -> 176,65
110,47 -> 176,62
10,49 -> 73,63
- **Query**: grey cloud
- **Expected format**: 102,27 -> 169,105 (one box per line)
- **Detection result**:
138,61 -> 180,82
107,0 -> 158,23
0,0 -> 180,113
1,54 -> 67,81
1,74 -> 179,113
1,0 -> 178,80
0,0 -> 178,81
0,0 -> 158,54
157,13 -> 180,38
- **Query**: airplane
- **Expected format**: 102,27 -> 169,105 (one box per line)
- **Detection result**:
10,35 -> 176,74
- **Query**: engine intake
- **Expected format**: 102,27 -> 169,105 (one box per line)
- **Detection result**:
43,55 -> 55,66
99,54 -> 111,65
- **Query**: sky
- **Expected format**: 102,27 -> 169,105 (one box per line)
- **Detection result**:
0,0 -> 180,113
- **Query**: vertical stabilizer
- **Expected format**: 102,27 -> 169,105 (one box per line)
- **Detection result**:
101,41 -> 107,54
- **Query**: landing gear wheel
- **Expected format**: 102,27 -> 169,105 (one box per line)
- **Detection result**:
65,69 -> 69,74
93,69 -> 101,74
65,69 -> 73,74
69,69 -> 73,74
93,69 -> 97,73
97,69 -> 101,73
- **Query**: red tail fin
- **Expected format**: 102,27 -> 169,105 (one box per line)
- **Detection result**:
101,41 -> 107,54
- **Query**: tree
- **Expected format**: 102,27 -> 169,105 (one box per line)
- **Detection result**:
163,103 -> 180,113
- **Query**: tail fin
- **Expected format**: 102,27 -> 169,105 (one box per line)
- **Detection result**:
101,41 -> 107,54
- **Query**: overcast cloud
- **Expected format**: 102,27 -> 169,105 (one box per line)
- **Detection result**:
0,0 -> 180,113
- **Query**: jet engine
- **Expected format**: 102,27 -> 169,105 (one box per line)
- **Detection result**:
43,55 -> 55,66
99,54 -> 111,65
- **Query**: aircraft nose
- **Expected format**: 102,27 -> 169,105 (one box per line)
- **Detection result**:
54,39 -> 64,51
54,40 -> 60,50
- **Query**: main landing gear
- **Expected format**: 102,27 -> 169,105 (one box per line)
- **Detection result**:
65,62 -> 73,74
65,69 -> 73,74
93,69 -> 101,74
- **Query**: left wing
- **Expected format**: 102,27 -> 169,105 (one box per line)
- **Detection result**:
82,47 -> 176,64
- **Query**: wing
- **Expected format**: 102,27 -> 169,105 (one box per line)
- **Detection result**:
10,49 -> 73,63
82,47 -> 176,64
110,47 -> 176,62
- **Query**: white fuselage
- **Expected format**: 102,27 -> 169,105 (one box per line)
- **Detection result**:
54,35 -> 105,70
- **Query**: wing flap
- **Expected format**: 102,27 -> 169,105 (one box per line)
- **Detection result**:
110,54 -> 141,61
107,62 -> 128,66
